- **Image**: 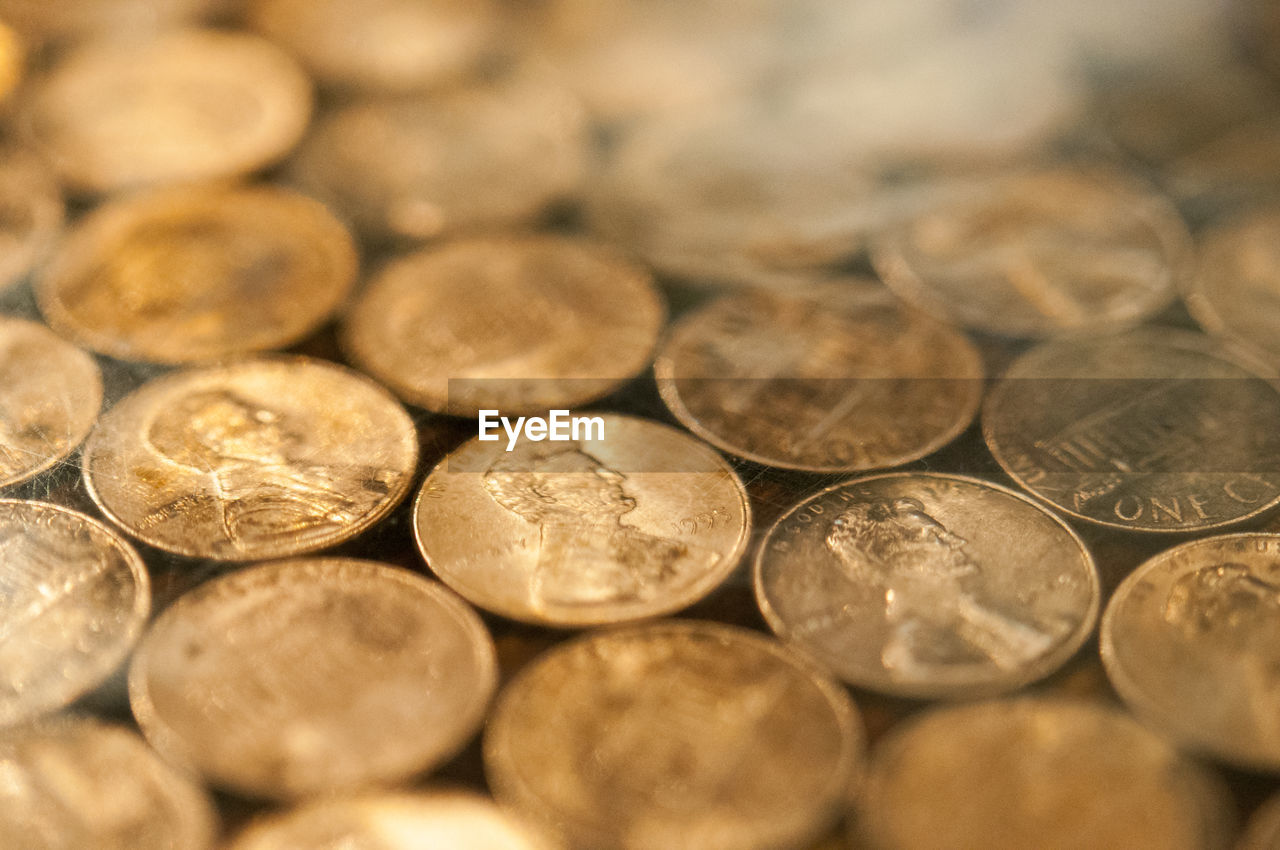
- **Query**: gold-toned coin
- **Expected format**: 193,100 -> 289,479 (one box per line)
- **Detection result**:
1101,533 -> 1280,772
755,473 -> 1099,699
0,716 -> 217,850
654,281 -> 983,472
0,499 -> 149,726
288,73 -> 587,242
1187,207 -> 1280,366
83,357 -> 417,561
37,184 -> 358,364
485,620 -> 864,850
856,698 -> 1235,850
0,0 -> 218,44
0,147 -> 64,292
343,235 -> 665,416
0,317 -> 101,489
129,558 -> 497,800
871,167 -> 1189,337
983,328 -> 1280,532
24,29 -> 312,194
414,414 -> 750,627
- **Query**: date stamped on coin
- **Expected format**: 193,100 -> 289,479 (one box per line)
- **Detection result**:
479,409 -> 605,451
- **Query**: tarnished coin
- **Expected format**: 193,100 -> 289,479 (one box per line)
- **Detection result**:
0,716 -> 216,850
414,414 -> 750,627
485,620 -> 863,850
129,558 -> 497,800
1239,791 -> 1280,850
654,281 -> 983,472
1187,208 -> 1280,366
37,185 -> 358,363
1101,533 -> 1280,771
983,328 -> 1280,532
856,698 -> 1235,850
0,317 -> 101,489
83,357 -> 417,561
343,235 -> 665,416
871,167 -> 1189,337
755,473 -> 1099,699
288,74 -> 587,242
227,792 -> 552,850
0,148 -> 64,292
24,29 -> 312,194
0,499 -> 149,726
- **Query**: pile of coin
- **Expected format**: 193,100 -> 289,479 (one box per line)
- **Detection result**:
3,1 -> 1280,848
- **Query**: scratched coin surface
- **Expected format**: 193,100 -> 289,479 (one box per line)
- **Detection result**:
344,235 -> 665,416
0,716 -> 217,850
871,167 -> 1189,337
83,358 -> 417,561
1101,534 -> 1280,771
129,558 -> 497,800
0,148 -> 63,292
414,415 -> 750,627
654,281 -> 983,472
755,473 -> 1098,699
24,29 -> 312,194
1187,207 -> 1280,367
856,698 -> 1235,850
0,500 -> 149,726
984,328 -> 1280,532
37,185 -> 358,364
0,317 -> 101,489
485,621 -> 863,850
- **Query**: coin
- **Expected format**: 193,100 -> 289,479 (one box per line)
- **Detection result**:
0,499 -> 149,726
0,0 -> 219,44
24,29 -> 312,194
1101,533 -> 1280,771
870,167 -> 1189,337
129,558 -> 497,800
654,281 -> 983,472
983,328 -> 1280,532
36,185 -> 358,364
0,715 -> 217,850
755,473 -> 1099,698
0,148 -> 64,292
288,73 -> 587,242
0,317 -> 101,489
484,620 -> 864,850
1187,207 -> 1280,367
343,235 -> 665,416
414,414 -> 750,627
1166,118 -> 1280,217
855,698 -> 1235,850
83,357 -> 417,561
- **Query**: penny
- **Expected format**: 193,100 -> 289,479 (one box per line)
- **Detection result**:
24,29 -> 312,194
1188,208 -> 1280,367
484,620 -> 863,850
755,473 -> 1099,699
983,328 -> 1280,532
83,357 -> 417,561
1101,533 -> 1280,771
0,716 -> 217,850
870,167 -> 1189,337
129,558 -> 497,800
0,499 -> 149,726
288,73 -> 587,242
856,698 -> 1235,850
414,414 -> 750,627
0,317 -> 101,489
343,235 -> 665,416
1239,791 -> 1280,850
0,148 -> 64,293
37,185 -> 358,364
654,281 -> 983,472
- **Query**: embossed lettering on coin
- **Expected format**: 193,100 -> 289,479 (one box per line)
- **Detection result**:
0,148 -> 63,292
1188,207 -> 1280,367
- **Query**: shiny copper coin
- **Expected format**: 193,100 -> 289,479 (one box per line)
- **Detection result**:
1102,533 -> 1280,772
0,500 -> 149,726
1188,207 -> 1280,367
414,414 -> 750,627
343,235 -> 664,416
654,281 -> 983,472
83,357 -> 417,561
24,29 -> 312,194
755,473 -> 1099,699
37,185 -> 358,364
129,558 -> 497,800
485,620 -> 864,850
0,148 -> 64,292
0,317 -> 101,489
984,328 -> 1280,532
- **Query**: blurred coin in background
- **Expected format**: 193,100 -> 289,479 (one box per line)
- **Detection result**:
0,0 -> 221,44
1189,207 -> 1280,367
0,147 -> 64,292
